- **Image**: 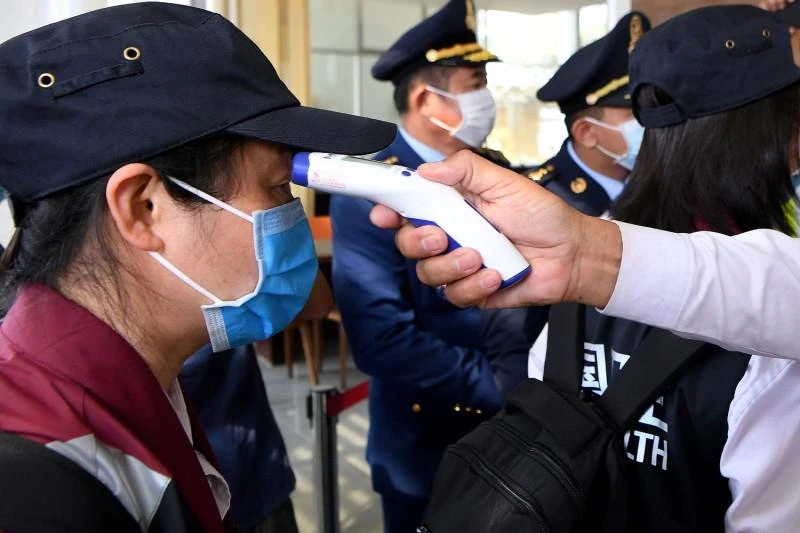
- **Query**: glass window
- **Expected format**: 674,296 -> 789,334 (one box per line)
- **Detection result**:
311,53 -> 359,115
482,8 -> 581,165
360,53 -> 398,123
310,0 -> 359,51
361,2 -> 424,51
579,4 -> 609,47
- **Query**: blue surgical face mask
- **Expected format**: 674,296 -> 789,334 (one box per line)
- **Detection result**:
583,117 -> 644,171
150,178 -> 318,352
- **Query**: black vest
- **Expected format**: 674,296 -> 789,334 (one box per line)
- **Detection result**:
560,310 -> 751,533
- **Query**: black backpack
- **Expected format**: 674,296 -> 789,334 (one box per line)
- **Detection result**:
419,303 -> 707,533
0,431 -> 141,533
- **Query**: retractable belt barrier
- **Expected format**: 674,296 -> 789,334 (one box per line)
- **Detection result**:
307,380 -> 370,533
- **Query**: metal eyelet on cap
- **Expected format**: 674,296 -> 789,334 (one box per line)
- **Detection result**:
123,46 -> 141,61
37,73 -> 55,88
763,28 -> 772,39
725,39 -> 736,50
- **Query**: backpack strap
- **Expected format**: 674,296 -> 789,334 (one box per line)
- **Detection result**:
543,303 -> 707,431
0,431 -> 141,533
597,328 -> 706,430
543,302 -> 585,394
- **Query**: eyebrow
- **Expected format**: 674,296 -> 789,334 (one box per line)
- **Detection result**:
469,69 -> 487,82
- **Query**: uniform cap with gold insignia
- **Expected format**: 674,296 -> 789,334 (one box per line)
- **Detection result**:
371,0 -> 499,84
537,12 -> 651,117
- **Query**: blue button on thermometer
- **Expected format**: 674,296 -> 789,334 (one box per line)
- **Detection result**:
291,152 -> 531,289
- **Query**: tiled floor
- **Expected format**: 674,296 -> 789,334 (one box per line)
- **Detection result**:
260,352 -> 382,532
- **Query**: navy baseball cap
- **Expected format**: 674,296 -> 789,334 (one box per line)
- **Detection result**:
0,2 -> 396,202
630,5 -> 800,128
538,12 -> 651,116
371,0 -> 499,84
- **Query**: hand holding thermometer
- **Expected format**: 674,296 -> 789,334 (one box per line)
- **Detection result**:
291,152 -> 531,289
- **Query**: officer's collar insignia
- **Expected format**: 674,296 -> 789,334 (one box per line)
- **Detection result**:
571,177 -> 588,194
382,155 -> 400,165
526,164 -> 555,183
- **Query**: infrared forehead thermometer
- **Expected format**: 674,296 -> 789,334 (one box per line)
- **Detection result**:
291,152 -> 531,289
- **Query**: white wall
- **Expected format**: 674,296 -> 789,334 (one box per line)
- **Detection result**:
607,0 -> 633,28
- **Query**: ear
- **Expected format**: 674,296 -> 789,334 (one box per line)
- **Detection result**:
105,163 -> 167,253
571,116 -> 599,149
409,83 -> 433,116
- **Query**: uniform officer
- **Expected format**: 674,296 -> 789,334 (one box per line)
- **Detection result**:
520,12 -> 651,216
483,12 -> 652,384
330,1 -> 510,531
378,2 -> 800,375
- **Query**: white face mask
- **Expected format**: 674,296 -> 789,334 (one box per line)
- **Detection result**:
582,116 -> 644,171
425,85 -> 497,148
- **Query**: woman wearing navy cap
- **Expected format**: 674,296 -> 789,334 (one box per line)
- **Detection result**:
523,4 -> 800,532
0,3 -> 394,532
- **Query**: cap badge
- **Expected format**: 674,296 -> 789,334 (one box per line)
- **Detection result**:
466,0 -> 477,31
628,14 -> 644,54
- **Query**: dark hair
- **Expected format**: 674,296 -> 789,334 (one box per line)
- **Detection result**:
611,84 -> 799,236
392,64 -> 453,115
0,134 -> 248,315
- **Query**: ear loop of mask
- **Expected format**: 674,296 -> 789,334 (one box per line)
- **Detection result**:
581,116 -> 627,159
425,85 -> 462,133
147,176 -> 254,305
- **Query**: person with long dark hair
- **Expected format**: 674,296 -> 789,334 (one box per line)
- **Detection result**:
523,6 -> 800,532
0,3 -> 394,531
372,5 -> 800,532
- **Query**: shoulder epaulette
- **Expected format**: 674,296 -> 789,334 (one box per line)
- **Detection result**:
473,147 -> 510,168
523,163 -> 556,186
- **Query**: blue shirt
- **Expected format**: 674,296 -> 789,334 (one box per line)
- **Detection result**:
180,345 -> 295,528
567,141 -> 626,202
398,126 -> 445,164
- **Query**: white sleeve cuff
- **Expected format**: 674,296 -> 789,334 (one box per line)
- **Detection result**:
600,221 -> 695,332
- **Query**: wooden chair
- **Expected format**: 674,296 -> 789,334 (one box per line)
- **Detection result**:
308,216 -> 350,389
283,319 -> 318,385
255,319 -> 319,386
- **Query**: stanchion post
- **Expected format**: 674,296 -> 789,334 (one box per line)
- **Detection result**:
311,385 -> 340,533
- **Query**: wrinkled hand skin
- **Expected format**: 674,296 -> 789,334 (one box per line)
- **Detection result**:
760,0 -> 793,12
369,150 -> 622,310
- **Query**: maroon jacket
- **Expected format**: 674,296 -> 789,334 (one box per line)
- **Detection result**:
0,284 -> 226,532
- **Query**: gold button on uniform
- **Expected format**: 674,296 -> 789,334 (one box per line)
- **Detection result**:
412,403 -> 422,414
571,177 -> 588,194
